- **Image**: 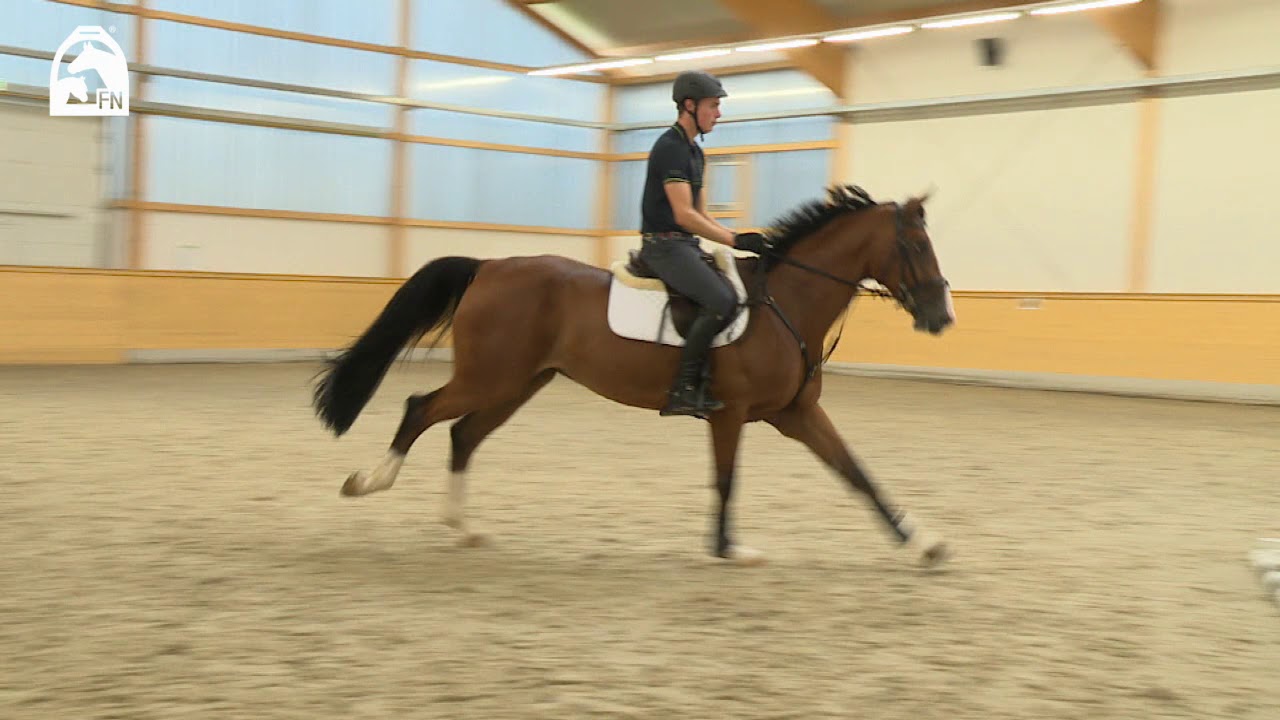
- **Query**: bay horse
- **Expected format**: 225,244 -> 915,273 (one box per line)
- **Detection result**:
313,184 -> 955,566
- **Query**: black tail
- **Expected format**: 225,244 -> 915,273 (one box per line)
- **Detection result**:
313,256 -> 483,436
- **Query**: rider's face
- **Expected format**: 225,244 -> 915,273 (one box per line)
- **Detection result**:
691,98 -> 721,131
696,98 -> 722,131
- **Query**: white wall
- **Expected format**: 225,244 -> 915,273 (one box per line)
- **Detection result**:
1146,0 -> 1280,294
847,11 -> 1141,292
143,212 -> 389,276
1160,0 -> 1280,75
0,102 -> 106,268
850,10 -> 1143,103
850,105 -> 1138,292
839,0 -> 1280,294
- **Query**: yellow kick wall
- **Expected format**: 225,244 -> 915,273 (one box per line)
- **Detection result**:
826,292 -> 1278,387
3,266 -> 1277,388
0,266 -> 399,365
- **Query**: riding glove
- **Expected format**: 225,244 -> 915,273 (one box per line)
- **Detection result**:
733,232 -> 770,255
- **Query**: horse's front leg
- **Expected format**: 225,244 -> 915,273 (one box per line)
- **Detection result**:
767,402 -> 948,567
708,412 -> 765,565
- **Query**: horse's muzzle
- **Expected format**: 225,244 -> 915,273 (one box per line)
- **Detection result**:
911,283 -> 955,336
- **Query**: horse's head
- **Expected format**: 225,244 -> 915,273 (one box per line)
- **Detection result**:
758,184 -> 954,335
67,43 -> 95,75
56,75 -> 89,102
865,193 -> 954,335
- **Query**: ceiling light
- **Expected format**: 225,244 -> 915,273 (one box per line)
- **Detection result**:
1029,0 -> 1140,15
528,58 -> 653,76
920,12 -> 1021,29
735,38 -> 820,53
823,26 -> 915,43
655,48 -> 733,62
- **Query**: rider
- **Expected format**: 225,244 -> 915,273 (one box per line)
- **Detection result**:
637,69 -> 770,418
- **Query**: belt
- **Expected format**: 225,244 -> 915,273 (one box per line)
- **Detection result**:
642,232 -> 695,241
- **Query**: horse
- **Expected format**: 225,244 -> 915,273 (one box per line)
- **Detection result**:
52,76 -> 88,106
66,42 -> 127,95
312,184 -> 956,566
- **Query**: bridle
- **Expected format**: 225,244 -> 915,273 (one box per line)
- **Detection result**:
747,202 -> 949,406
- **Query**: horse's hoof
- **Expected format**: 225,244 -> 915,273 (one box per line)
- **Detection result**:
919,539 -> 949,568
456,533 -> 490,548
718,545 -> 766,567
442,514 -> 464,530
340,471 -> 370,497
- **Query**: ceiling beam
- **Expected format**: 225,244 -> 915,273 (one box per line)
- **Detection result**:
714,0 -> 847,95
503,0 -> 627,81
503,0 -> 599,58
1088,0 -> 1162,72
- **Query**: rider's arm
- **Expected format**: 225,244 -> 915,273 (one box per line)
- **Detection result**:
665,180 -> 736,247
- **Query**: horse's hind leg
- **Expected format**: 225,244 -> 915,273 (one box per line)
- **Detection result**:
443,369 -> 556,539
340,380 -> 479,497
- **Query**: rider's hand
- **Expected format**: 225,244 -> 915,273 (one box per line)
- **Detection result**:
733,231 -> 770,256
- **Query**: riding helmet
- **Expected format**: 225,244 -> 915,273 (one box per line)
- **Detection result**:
672,70 -> 728,106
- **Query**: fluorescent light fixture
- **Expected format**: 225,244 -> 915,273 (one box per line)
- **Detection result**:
1029,0 -> 1140,15
523,1 -> 1136,77
920,12 -> 1021,29
655,48 -> 733,62
528,57 -> 653,76
735,38 -> 820,53
823,25 -> 915,43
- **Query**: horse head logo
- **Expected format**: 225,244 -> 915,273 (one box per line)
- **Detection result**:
49,27 -> 130,117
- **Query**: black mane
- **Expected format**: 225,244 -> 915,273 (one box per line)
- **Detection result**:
762,184 -> 879,266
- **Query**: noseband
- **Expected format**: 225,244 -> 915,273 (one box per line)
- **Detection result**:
888,203 -> 950,316
749,202 -> 949,406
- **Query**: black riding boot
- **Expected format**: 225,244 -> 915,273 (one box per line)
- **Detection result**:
660,309 -> 725,419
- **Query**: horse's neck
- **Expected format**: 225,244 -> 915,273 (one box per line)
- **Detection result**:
762,217 -> 870,349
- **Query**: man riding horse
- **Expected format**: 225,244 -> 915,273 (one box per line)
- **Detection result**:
635,70 -> 770,419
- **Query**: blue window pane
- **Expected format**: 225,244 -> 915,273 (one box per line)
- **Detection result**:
411,0 -> 588,68
408,145 -> 596,229
147,116 -> 391,216
148,0 -> 398,46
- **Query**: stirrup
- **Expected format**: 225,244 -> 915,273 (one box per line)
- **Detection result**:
659,380 -> 724,418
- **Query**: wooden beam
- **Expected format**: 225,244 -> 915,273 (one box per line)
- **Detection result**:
1089,0 -> 1162,72
1126,95 -> 1159,292
114,200 -> 599,236
503,0 -> 600,59
127,0 -> 149,270
611,140 -> 838,162
501,0 -> 632,82
714,0 -> 846,95
388,0 -> 411,279
594,87 -> 615,268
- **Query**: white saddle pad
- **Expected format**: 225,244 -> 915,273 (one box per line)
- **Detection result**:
606,246 -> 750,348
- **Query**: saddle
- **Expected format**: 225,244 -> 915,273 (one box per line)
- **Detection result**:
606,245 -> 752,348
